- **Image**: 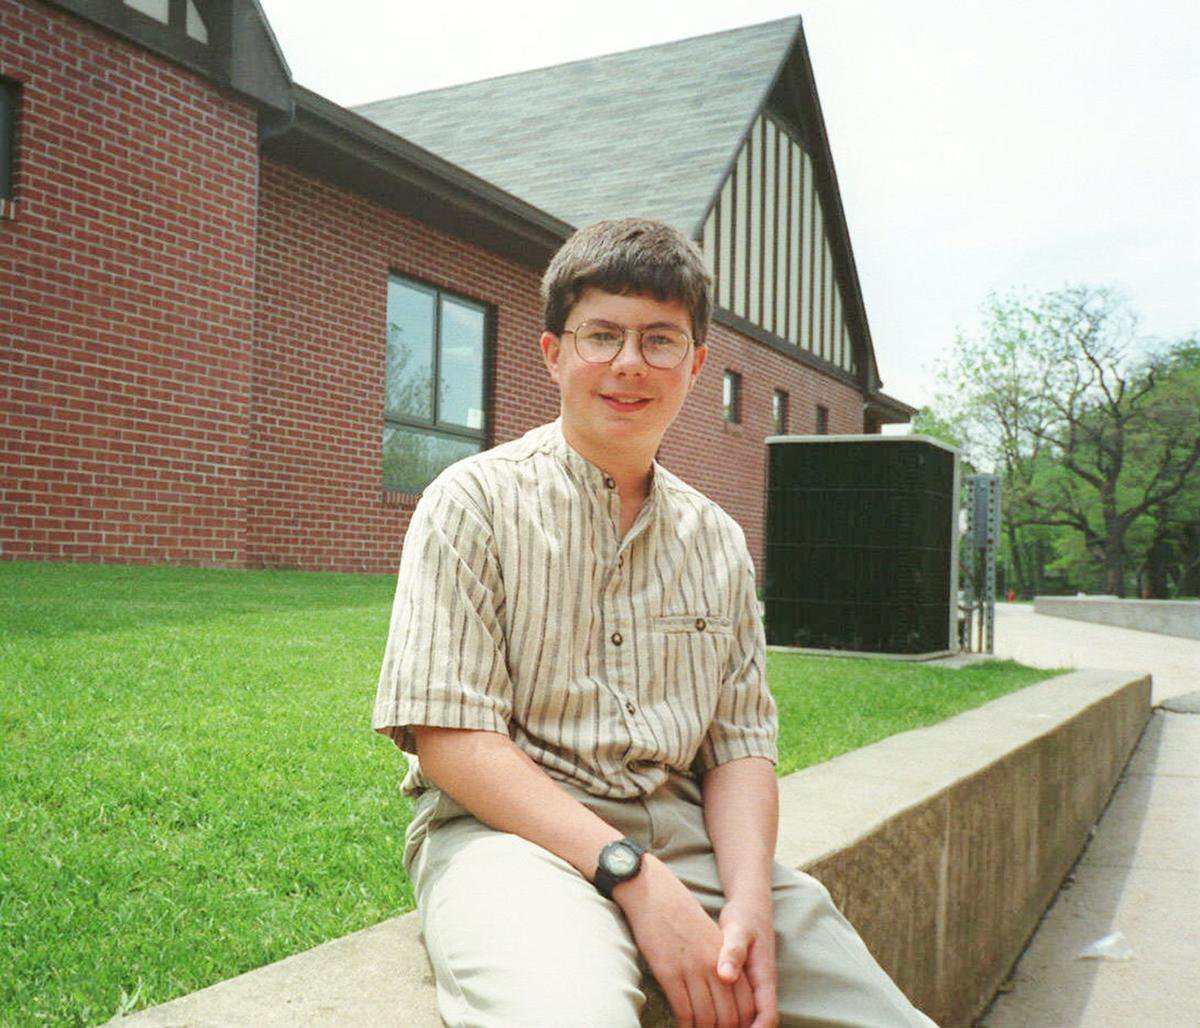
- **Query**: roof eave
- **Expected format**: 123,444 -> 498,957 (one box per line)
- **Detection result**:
44,0 -> 293,116
865,391 -> 919,424
781,22 -> 881,394
262,86 -> 573,270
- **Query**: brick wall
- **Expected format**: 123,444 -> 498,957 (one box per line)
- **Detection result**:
248,160 -> 557,574
0,0 -> 259,565
0,0 -> 872,576
252,162 -> 866,576
661,321 -> 864,575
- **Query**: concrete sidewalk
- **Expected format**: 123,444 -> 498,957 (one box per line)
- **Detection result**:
980,604 -> 1199,1027
990,602 -> 1199,704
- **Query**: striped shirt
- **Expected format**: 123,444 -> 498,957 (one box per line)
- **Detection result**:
373,420 -> 777,800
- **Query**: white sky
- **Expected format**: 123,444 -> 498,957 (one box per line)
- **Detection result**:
258,0 -> 1199,409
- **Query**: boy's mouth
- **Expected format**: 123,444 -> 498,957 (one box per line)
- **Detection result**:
601,394 -> 652,412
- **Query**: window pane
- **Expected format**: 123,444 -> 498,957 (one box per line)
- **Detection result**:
438,297 -> 486,430
383,424 -> 481,494
723,371 -> 741,423
386,279 -> 435,420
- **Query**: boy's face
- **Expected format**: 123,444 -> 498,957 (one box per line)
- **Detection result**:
540,288 -> 707,467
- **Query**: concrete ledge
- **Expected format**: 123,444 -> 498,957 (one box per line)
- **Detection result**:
1035,595 -> 1200,640
118,670 -> 1150,1027
782,668 -> 1150,1026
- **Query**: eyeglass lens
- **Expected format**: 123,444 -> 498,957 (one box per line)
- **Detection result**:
573,321 -> 690,369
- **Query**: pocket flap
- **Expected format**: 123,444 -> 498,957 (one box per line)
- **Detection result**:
652,614 -> 733,635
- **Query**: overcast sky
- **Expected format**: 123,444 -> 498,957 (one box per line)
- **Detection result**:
258,0 -> 1199,409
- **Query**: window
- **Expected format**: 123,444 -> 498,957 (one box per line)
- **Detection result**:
383,276 -> 488,494
0,79 -> 17,203
772,389 -> 789,435
816,404 -> 830,435
722,371 -> 742,424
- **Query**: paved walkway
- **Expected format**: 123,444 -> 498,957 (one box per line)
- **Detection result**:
980,604 -> 1199,1027
989,603 -> 1199,704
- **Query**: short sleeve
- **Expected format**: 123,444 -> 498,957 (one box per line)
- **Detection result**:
693,535 -> 778,773
372,485 -> 513,754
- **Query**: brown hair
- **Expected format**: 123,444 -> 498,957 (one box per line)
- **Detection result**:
541,218 -> 713,344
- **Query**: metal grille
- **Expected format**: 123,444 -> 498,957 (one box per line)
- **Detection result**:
765,437 -> 960,656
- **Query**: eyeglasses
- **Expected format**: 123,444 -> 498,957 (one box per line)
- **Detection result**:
562,320 -> 694,370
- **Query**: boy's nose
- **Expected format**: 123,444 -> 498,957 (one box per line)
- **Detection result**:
609,331 -> 649,374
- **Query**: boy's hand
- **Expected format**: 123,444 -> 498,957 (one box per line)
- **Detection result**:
716,896 -> 779,1028
614,855 -> 756,1027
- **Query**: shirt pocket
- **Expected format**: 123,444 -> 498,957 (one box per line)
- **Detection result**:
651,615 -> 735,728
651,614 -> 734,636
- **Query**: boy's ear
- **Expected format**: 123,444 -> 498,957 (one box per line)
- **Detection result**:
687,343 -> 708,389
539,331 -> 562,384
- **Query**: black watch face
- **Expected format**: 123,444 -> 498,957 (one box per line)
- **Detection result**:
605,844 -> 639,876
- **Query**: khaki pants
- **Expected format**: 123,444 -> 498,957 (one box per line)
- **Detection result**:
407,773 -> 937,1028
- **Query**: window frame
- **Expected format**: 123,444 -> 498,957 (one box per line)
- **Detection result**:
772,389 -> 789,435
722,370 -> 743,424
0,78 -> 18,203
383,273 -> 492,494
815,404 -> 830,435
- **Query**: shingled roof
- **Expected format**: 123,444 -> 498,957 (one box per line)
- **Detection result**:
354,16 -> 891,395
354,18 -> 801,237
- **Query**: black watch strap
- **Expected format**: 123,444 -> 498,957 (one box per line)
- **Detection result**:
593,837 -> 646,900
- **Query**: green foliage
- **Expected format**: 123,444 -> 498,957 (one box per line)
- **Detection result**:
927,286 -> 1200,596
1,562 -> 1055,1023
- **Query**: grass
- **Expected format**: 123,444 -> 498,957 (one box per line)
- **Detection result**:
768,653 -> 1053,775
2,561 -> 1053,1025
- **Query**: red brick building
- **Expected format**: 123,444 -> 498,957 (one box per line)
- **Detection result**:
1,1 -> 914,575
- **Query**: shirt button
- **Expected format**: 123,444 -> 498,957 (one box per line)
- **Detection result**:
695,618 -> 707,631
603,476 -> 616,489
617,556 -> 624,568
611,631 -> 624,645
625,701 -> 636,715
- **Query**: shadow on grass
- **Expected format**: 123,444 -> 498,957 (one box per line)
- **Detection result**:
1,561 -> 396,638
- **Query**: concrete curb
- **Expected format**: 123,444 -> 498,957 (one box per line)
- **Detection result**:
117,669 -> 1149,1027
1034,596 -> 1200,640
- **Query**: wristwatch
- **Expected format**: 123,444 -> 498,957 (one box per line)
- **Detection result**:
594,838 -> 646,900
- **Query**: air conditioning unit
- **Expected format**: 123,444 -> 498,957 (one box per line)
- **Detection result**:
765,434 -> 961,659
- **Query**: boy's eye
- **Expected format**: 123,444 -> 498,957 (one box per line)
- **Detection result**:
644,333 -> 675,348
580,324 -> 621,344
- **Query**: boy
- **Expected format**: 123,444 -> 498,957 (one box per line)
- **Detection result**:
374,218 -> 935,1027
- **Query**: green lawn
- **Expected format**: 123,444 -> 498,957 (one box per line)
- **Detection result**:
1,561 -> 1053,1025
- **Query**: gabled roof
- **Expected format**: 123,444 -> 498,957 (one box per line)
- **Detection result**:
354,18 -> 801,237
46,0 -> 293,117
354,17 -> 891,396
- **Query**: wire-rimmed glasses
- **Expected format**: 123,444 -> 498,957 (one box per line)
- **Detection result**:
562,320 -> 694,369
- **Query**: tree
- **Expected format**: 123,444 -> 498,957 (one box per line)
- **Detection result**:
923,286 -> 1200,597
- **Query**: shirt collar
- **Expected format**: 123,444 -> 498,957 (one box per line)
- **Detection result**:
547,418 -> 666,506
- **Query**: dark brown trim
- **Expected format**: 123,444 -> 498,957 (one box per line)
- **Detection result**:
743,128 -> 753,318
713,306 -> 860,390
43,0 -> 292,114
688,17 -> 804,241
772,29 -> 880,391
806,156 -> 816,357
724,152 -> 734,311
265,87 -> 572,271
712,185 -> 721,291
758,116 -> 767,330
